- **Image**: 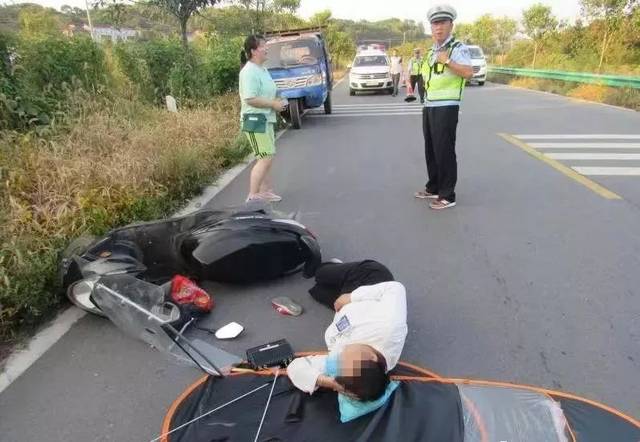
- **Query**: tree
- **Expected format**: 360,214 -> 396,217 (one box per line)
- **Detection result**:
309,9 -> 332,27
145,0 -> 222,48
18,5 -> 62,38
325,25 -> 354,69
580,0 -> 638,72
234,0 -> 300,32
454,22 -> 473,43
470,14 -> 498,54
272,0 -> 300,13
522,3 -> 558,68
494,16 -> 517,63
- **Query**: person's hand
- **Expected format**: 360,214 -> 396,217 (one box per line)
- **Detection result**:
436,50 -> 449,65
317,375 -> 360,399
333,293 -> 351,312
272,99 -> 288,112
317,375 -> 343,391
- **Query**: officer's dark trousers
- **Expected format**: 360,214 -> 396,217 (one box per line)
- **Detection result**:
308,260 -> 394,309
409,75 -> 425,101
422,105 -> 459,202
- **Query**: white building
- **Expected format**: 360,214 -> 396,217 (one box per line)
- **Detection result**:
83,25 -> 139,42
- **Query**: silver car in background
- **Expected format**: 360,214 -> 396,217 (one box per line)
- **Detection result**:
467,45 -> 487,86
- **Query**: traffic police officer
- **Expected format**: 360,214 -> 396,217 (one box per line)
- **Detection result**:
415,4 -> 473,210
407,48 -> 425,103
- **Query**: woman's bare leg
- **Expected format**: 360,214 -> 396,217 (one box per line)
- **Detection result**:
248,157 -> 273,198
259,160 -> 274,193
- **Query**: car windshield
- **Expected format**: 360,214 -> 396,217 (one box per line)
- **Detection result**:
469,47 -> 485,59
264,38 -> 322,69
353,56 -> 388,67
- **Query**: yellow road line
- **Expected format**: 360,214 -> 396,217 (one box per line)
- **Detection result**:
497,133 -> 622,200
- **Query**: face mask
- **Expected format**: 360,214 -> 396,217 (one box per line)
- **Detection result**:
325,351 -> 341,378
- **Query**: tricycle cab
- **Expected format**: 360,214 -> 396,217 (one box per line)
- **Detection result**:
265,28 -> 333,128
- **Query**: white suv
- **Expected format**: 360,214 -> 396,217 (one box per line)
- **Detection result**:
348,50 -> 393,96
467,45 -> 487,86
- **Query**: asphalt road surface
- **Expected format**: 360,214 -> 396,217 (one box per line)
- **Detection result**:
1,80 -> 638,441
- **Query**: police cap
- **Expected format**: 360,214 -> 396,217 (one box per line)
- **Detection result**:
427,4 -> 457,23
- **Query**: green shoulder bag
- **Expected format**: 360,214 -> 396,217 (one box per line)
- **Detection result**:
242,113 -> 267,133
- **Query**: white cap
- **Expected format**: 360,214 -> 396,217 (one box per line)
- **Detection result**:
427,4 -> 457,23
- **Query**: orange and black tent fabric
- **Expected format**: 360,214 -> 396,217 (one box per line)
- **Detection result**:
161,357 -> 640,442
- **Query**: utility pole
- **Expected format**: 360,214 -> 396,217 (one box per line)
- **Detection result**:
84,0 -> 94,40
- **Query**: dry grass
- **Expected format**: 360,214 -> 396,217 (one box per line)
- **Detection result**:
333,68 -> 347,82
568,84 -> 609,102
508,77 -> 541,89
498,75 -> 640,111
2,93 -> 240,240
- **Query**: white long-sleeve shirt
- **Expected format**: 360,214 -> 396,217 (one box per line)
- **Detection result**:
287,281 -> 408,394
390,56 -> 403,75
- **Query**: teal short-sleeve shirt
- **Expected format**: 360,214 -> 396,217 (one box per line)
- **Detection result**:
239,61 -> 278,123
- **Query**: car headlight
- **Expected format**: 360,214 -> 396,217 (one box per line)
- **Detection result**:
306,74 -> 323,86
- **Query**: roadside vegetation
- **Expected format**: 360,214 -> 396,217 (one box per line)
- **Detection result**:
454,1 -> 639,109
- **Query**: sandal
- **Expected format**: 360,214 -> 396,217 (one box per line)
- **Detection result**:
259,191 -> 283,202
415,190 -> 439,199
245,194 -> 266,203
429,199 -> 456,210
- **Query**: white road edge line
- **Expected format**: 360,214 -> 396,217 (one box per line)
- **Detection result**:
0,74 -> 350,395
0,307 -> 86,394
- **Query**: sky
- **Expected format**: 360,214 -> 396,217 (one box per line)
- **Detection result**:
297,0 -> 583,24
5,0 -> 584,25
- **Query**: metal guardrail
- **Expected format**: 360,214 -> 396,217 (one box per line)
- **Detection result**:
488,66 -> 640,89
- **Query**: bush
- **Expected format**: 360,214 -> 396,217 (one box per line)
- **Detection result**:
141,39 -> 184,102
168,49 -> 210,105
1,34 -> 107,130
112,42 -> 154,102
0,33 -> 20,130
204,38 -> 243,94
113,38 -> 183,104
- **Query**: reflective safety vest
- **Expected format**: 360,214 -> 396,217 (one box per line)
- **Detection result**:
421,40 -> 466,102
409,57 -> 423,76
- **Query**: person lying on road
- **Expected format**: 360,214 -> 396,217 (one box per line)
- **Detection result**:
288,260 -> 408,401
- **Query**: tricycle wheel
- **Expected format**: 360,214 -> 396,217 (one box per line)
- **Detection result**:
323,92 -> 332,114
290,98 -> 302,129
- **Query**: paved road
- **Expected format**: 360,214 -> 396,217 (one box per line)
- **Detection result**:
1,81 -> 639,441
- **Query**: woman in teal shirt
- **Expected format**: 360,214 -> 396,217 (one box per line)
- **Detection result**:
239,35 -> 288,202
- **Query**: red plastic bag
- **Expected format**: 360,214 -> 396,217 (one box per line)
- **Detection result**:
170,275 -> 213,312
